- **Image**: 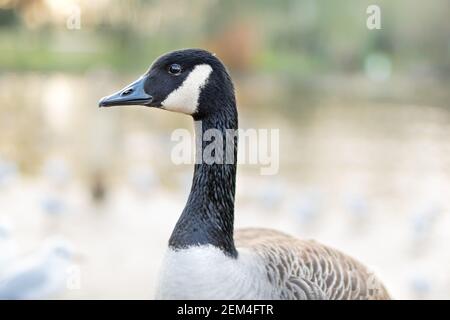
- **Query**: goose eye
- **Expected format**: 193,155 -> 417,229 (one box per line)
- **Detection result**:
168,64 -> 182,75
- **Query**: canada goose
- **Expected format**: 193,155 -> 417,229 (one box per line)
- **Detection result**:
99,48 -> 390,300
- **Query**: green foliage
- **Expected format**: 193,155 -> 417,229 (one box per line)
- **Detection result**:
0,0 -> 448,76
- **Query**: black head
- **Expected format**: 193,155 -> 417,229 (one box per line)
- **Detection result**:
99,49 -> 235,119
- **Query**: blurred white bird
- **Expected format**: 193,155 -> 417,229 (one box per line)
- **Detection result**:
412,204 -> 440,236
343,192 -> 370,230
39,196 -> 67,216
38,158 -> 71,223
0,239 -> 74,300
291,191 -> 322,227
257,182 -> 284,211
38,194 -> 69,234
409,274 -> 431,299
344,192 -> 369,219
127,165 -> 160,195
42,158 -> 71,188
0,222 -> 18,274
410,201 -> 441,253
0,158 -> 18,188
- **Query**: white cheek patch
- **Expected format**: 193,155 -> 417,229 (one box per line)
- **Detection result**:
161,64 -> 213,115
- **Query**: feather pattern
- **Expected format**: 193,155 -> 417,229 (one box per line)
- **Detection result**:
235,228 -> 390,300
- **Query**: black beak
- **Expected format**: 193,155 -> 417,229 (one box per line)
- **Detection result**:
99,76 -> 153,107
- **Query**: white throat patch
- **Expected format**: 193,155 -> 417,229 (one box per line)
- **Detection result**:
161,64 -> 213,115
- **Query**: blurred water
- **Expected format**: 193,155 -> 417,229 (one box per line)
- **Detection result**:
0,73 -> 449,299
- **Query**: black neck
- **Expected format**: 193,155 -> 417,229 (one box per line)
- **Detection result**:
169,105 -> 238,257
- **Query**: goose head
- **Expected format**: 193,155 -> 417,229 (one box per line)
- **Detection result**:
99,49 -> 235,120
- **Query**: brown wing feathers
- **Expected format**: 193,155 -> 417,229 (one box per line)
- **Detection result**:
235,228 -> 390,300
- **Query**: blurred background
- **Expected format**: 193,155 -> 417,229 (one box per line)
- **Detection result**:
0,0 -> 449,299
